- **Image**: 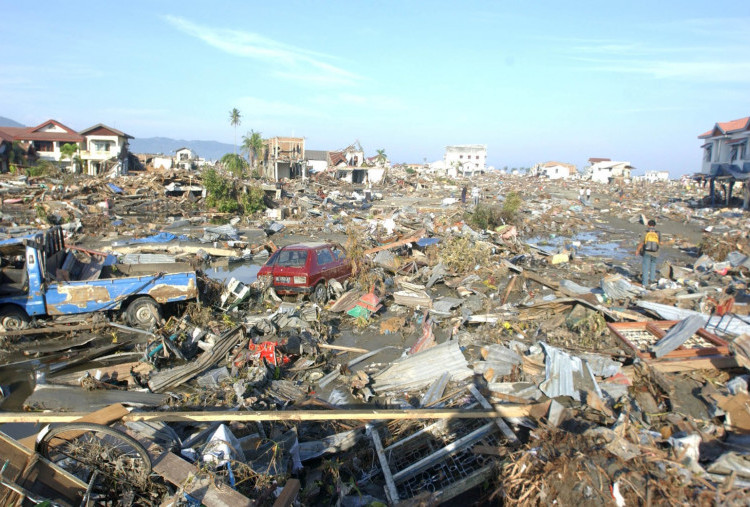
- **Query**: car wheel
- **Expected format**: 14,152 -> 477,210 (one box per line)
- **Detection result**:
0,306 -> 29,331
312,282 -> 328,304
126,297 -> 162,329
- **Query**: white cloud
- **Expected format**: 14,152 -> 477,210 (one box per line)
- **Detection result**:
164,15 -> 362,86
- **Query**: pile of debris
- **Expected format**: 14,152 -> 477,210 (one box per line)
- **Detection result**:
0,169 -> 748,505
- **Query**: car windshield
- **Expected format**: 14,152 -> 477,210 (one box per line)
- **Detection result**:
276,249 -> 308,267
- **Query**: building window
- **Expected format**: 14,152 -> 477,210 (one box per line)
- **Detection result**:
459,155 -> 463,159
93,141 -> 112,152
730,145 -> 739,162
35,141 -> 53,152
704,146 -> 712,162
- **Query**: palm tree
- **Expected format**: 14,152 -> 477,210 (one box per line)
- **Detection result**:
375,149 -> 387,166
229,108 -> 241,154
241,130 -> 264,168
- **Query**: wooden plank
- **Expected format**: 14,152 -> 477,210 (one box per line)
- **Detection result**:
0,431 -> 86,505
649,356 -> 739,372
0,405 -> 550,424
317,343 -> 370,354
363,228 -> 426,255
18,403 -> 129,450
272,478 -> 301,507
0,322 -> 105,338
152,451 -> 254,506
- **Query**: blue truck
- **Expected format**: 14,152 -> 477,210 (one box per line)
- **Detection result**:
0,227 -> 199,330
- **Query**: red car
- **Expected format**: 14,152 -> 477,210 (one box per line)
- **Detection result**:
257,242 -> 352,303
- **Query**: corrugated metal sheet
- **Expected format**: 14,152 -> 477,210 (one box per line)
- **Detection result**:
539,343 -> 604,401
121,253 -> 176,264
372,340 -> 472,393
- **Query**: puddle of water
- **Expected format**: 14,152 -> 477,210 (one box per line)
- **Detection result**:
204,260 -> 263,285
528,231 -> 628,260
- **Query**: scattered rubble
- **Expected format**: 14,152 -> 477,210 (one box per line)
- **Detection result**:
0,168 -> 748,505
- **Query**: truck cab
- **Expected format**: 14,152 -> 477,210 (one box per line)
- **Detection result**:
0,227 -> 198,330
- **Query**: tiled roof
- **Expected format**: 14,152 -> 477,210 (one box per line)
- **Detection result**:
0,119 -> 83,143
329,151 -> 346,166
698,116 -> 750,138
588,157 -> 611,163
79,123 -> 133,139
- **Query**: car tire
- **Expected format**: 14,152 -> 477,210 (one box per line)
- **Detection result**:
312,282 -> 328,304
0,306 -> 29,331
126,297 -> 162,329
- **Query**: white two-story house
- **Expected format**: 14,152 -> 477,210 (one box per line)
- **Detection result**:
79,124 -> 134,176
698,116 -> 750,175
444,145 -> 487,176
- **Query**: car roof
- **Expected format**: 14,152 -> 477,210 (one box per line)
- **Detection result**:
282,242 -> 333,250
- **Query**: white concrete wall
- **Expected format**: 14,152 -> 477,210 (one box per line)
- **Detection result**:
307,160 -> 328,173
153,156 -> 173,169
444,145 -> 487,173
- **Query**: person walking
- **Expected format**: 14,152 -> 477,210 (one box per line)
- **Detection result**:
586,188 -> 591,202
461,185 -> 467,204
637,219 -> 661,287
471,186 -> 480,207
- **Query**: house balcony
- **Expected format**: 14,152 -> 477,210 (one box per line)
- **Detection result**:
80,149 -> 117,161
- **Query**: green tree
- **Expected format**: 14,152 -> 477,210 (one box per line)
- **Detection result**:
229,108 -> 241,154
59,143 -> 81,173
220,153 -> 248,178
241,130 -> 264,168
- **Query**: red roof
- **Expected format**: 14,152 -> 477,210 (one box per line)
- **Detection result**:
588,157 -> 610,163
329,151 -> 346,166
0,119 -> 83,143
79,123 -> 133,139
698,116 -> 750,138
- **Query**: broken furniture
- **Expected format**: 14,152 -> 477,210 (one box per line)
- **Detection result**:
608,320 -> 732,367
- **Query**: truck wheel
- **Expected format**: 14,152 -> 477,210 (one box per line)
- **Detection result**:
312,282 -> 328,304
0,306 -> 29,331
126,297 -> 162,329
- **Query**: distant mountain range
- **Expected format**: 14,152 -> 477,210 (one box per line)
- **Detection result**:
0,116 -> 234,160
129,137 -> 235,161
0,116 -> 25,128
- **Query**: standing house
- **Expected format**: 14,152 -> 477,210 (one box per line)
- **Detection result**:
531,161 -> 577,180
174,147 -> 197,170
78,124 -> 133,176
444,145 -> 487,176
261,137 -> 305,181
0,120 -> 83,167
697,116 -> 750,207
585,160 -> 633,184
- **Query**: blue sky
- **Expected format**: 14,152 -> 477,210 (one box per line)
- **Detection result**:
2,1 -> 749,176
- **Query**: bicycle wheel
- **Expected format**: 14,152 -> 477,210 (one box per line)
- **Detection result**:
36,422 -> 152,487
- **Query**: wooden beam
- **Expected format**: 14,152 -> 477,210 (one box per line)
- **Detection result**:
317,343 -> 370,354
0,405 -> 549,424
272,479 -> 301,507
363,228 -> 426,255
17,403 -> 129,450
152,451 -> 254,506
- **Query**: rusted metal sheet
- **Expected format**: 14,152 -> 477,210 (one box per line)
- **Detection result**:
147,277 -> 198,303
45,272 -> 198,315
